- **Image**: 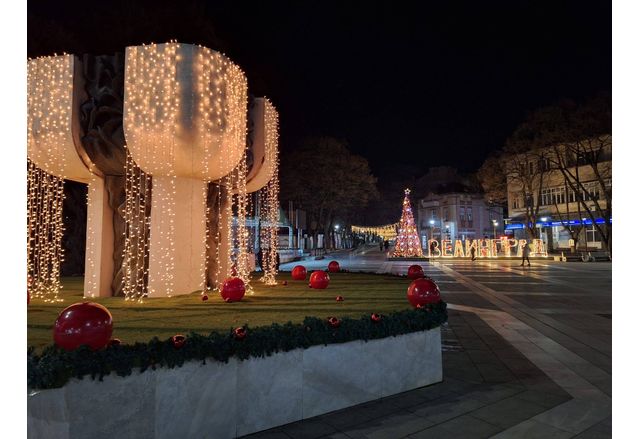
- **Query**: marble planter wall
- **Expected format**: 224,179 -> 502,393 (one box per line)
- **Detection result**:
28,327 -> 442,439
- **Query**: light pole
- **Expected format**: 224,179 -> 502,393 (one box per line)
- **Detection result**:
492,219 -> 498,239
429,219 -> 435,240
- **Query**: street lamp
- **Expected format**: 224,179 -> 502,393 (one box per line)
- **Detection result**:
429,219 -> 435,240
492,219 -> 498,239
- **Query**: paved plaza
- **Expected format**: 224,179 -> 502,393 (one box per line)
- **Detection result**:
244,246 -> 612,438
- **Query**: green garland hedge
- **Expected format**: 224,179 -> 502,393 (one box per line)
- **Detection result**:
28,301 -> 447,390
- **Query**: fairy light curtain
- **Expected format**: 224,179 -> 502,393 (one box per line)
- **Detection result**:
122,151 -> 152,301
27,160 -> 65,302
27,54 -> 96,302
123,42 -> 247,297
258,102 -> 280,285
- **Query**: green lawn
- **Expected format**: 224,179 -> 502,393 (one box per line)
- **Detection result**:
28,272 -> 414,349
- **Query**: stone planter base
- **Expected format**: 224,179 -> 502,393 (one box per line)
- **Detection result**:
28,328 -> 442,439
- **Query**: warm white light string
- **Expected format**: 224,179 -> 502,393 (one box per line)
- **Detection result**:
125,42 -> 248,298
122,149 -> 152,302
259,100 -> 280,285
27,55 -> 74,303
27,160 -> 65,302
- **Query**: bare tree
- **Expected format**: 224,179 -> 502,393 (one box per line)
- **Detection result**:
549,135 -> 612,255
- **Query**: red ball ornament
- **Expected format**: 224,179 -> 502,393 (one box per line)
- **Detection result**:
201,294 -> 209,301
220,277 -> 246,302
291,265 -> 307,281
309,270 -> 330,289
53,302 -> 113,351
233,327 -> 247,340
282,281 -> 288,286
371,313 -> 383,323
327,316 -> 340,328
407,278 -> 441,308
407,264 -> 425,280
335,295 -> 344,302
328,261 -> 340,273
172,334 -> 186,349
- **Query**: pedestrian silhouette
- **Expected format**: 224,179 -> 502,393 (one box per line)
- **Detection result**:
520,243 -> 531,267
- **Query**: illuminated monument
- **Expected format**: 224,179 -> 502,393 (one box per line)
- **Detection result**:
27,43 -> 280,301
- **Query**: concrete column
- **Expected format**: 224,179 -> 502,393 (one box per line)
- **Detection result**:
147,176 -> 207,297
83,177 -> 115,297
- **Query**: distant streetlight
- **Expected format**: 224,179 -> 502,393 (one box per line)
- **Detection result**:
334,225 -> 340,231
429,219 -> 435,240
492,219 -> 498,239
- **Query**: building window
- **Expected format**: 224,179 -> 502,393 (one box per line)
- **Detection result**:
431,209 -> 436,219
443,207 -> 449,222
459,207 -> 466,228
467,208 -> 473,228
511,196 -> 520,210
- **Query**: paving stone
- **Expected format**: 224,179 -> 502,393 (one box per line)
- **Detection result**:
469,396 -> 548,428
489,419 -> 575,438
408,414 -> 503,439
571,415 -> 612,438
513,389 -> 571,409
279,419 -> 337,439
341,412 -> 435,439
409,394 -> 490,423
241,430 -> 292,439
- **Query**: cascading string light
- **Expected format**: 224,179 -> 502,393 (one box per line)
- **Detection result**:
27,55 -> 74,303
26,160 -> 65,302
123,41 -> 248,298
122,148 -> 151,302
259,100 -> 280,285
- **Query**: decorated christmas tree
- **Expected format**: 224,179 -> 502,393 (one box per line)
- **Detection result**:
392,189 -> 424,257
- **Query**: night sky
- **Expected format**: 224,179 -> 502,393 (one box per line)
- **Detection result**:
28,0 -> 611,177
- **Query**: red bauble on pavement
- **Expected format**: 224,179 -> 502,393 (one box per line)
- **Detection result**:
201,294 -> 209,301
291,265 -> 307,281
335,295 -> 344,302
309,270 -> 330,289
172,334 -> 186,349
407,278 -> 441,308
407,264 -> 425,280
282,280 -> 288,286
234,327 -> 247,340
220,277 -> 246,302
328,260 -> 340,273
53,302 -> 113,351
371,313 -> 383,323
327,316 -> 340,328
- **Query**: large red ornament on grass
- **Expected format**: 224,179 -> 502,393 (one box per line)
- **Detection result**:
407,264 -> 425,280
53,302 -> 113,351
328,261 -> 340,273
291,265 -> 307,280
407,278 -> 441,308
220,277 -> 245,302
309,270 -> 330,289
234,327 -> 247,340
172,334 -> 186,349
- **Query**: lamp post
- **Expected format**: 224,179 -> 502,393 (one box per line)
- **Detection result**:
492,219 -> 498,239
429,219 -> 435,240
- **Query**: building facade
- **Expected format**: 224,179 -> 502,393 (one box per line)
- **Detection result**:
504,135 -> 612,252
416,192 -> 504,250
